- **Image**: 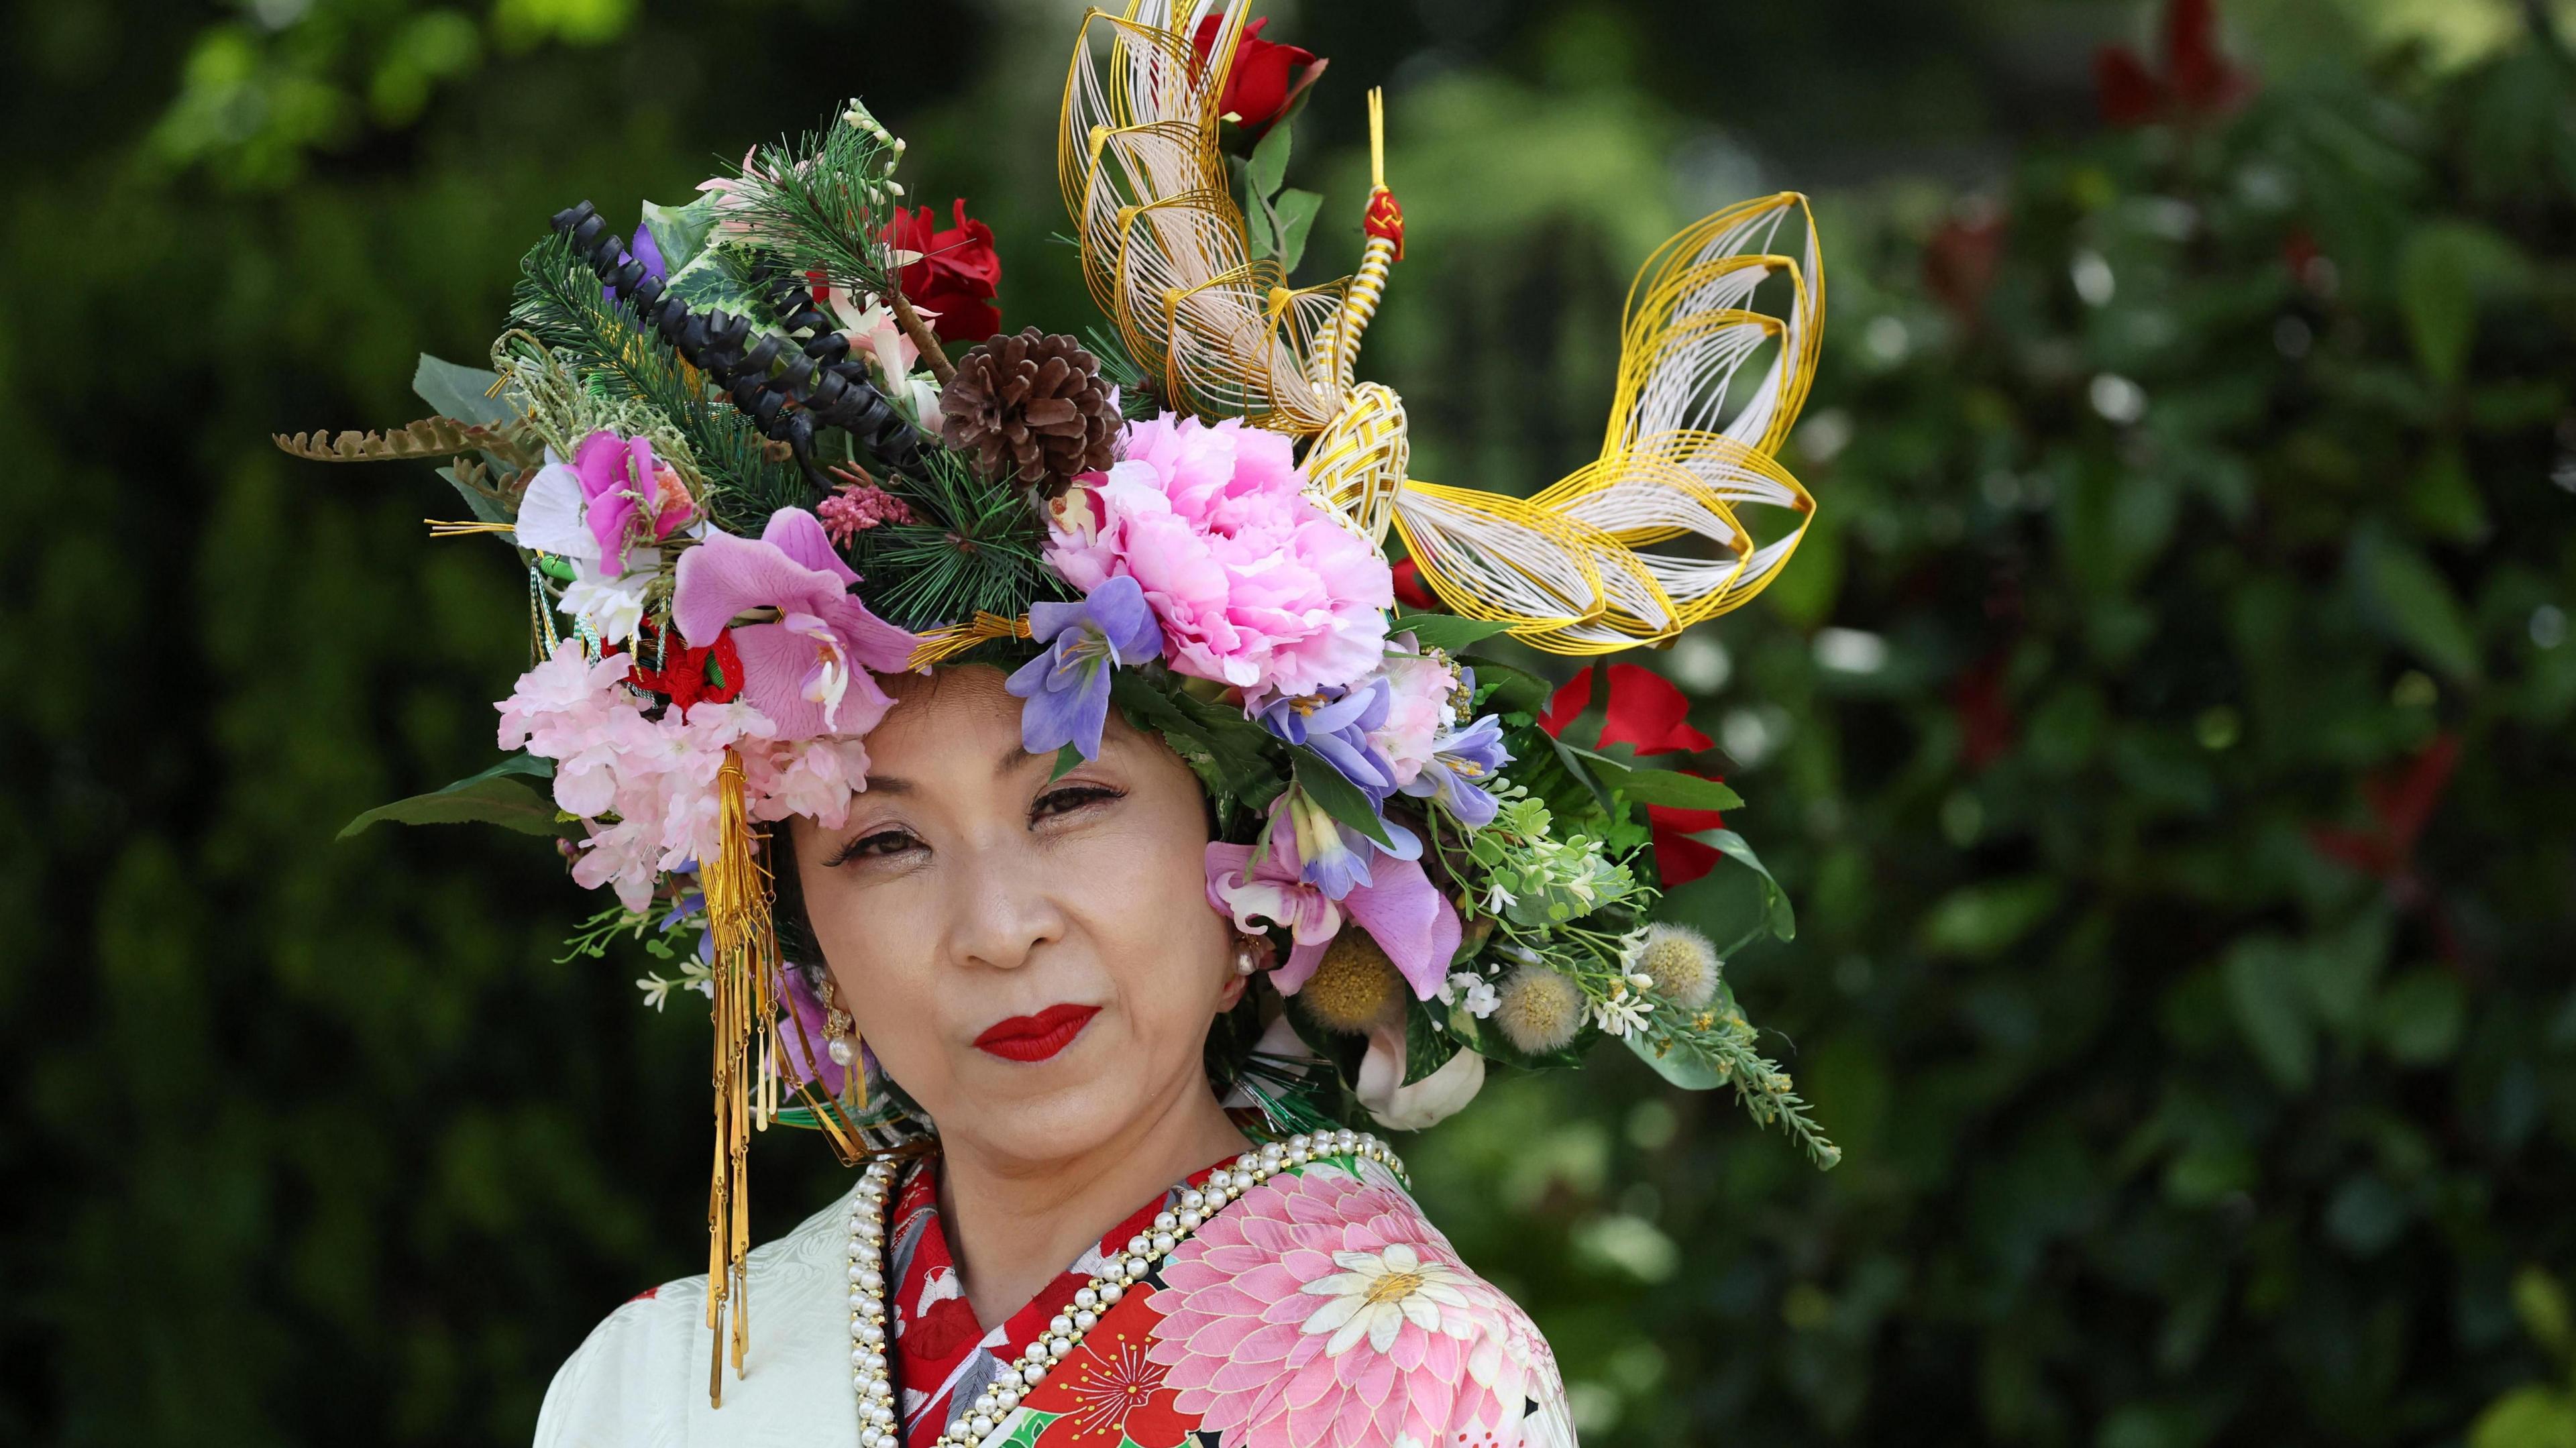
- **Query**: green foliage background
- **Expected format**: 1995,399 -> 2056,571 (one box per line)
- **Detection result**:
5,1 -> 2574,1444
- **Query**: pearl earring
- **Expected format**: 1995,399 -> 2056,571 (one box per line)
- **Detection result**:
1232,934 -> 1269,977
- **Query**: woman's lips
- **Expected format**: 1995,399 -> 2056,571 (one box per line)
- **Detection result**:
973,1003 -> 1101,1063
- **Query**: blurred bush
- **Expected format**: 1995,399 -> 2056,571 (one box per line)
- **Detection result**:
3,1 -> 2570,1445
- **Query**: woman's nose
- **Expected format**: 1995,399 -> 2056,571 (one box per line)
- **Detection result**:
946,838 -> 1069,972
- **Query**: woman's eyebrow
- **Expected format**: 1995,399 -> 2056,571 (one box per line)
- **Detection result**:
862,777 -> 912,795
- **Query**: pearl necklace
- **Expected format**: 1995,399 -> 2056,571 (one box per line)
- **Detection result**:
844,1128 -> 1407,1448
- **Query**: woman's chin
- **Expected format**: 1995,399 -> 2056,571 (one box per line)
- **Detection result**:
945,1050 -> 1137,1162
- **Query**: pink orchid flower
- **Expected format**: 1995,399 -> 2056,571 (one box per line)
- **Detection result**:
1203,812 -> 1460,1001
671,508 -> 918,741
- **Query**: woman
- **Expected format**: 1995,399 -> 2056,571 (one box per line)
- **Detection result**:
536,665 -> 1574,1445
301,5 -> 1835,1444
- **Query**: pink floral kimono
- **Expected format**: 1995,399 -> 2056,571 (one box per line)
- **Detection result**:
535,1144 -> 1575,1448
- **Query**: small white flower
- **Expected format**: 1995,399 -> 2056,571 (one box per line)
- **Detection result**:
1591,984 -> 1656,1039
1483,879 -> 1517,913
1445,972 -> 1500,1019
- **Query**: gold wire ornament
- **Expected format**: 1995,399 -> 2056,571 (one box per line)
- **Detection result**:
1059,1 -> 1828,659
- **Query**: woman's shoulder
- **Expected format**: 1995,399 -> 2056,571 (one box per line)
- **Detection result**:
533,1181 -> 865,1447
1138,1146 -> 1576,1447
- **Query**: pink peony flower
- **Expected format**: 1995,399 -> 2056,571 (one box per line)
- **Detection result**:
1045,412 -> 1392,699
1146,1157 -> 1564,1448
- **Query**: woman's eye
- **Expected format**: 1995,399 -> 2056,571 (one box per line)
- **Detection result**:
1033,784 -> 1121,820
826,829 -> 918,866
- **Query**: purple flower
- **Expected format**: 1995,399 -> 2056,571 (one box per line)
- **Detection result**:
1004,575 -> 1163,761
1399,712 -> 1511,828
1255,679 -> 1399,799
603,224 -> 667,303
1283,786 -> 1419,901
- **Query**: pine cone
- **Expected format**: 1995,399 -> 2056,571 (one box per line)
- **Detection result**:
938,327 -> 1118,490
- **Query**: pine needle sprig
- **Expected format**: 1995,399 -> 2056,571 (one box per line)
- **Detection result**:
725,103 -> 904,296
852,449 -> 1061,627
506,231 -> 809,528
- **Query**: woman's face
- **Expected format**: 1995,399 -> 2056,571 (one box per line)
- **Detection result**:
792,665 -> 1241,1168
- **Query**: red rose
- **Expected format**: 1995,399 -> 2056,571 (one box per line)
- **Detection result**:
1190,15 -> 1318,133
883,199 -> 1002,343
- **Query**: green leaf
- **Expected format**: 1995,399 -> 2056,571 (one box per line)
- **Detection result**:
1272,188 -> 1322,273
1919,876 -> 2059,959
2376,968 -> 2467,1064
1685,828 -> 1796,940
1049,742 -> 1084,782
2467,1386 -> 2576,1448
2223,936 -> 2316,1092
1606,765 -> 1744,813
1471,659 -> 1552,716
1396,614 -> 1518,653
2397,221 -> 2523,389
1624,1027 -> 1728,1090
641,190 -> 723,275
2352,528 -> 2481,681
1401,996 -> 1460,1086
411,354 -> 514,427
339,755 -> 567,839
1245,118 -> 1293,200
1290,752 -> 1395,848
2512,1266 -> 2575,1357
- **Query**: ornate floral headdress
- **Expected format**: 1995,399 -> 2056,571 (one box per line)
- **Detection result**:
290,0 -> 1834,1394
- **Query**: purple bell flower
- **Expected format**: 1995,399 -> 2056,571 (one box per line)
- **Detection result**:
1005,575 -> 1164,761
1399,712 -> 1511,828
1256,679 -> 1399,799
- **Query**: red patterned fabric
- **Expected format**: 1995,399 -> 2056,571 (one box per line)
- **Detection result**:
885,1156 -> 1226,1448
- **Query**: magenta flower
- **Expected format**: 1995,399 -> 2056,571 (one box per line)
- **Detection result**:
1204,808 -> 1460,1001
1043,412 -> 1392,698
573,429 -> 694,574
671,508 -> 918,741
1146,1158 -> 1566,1448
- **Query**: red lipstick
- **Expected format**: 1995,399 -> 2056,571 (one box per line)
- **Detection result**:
973,1003 -> 1099,1063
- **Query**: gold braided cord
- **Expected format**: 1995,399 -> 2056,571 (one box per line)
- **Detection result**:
699,750 -> 775,1405
906,610 -> 1036,671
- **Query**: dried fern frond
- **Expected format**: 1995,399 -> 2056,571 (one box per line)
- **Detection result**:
274,417 -> 536,469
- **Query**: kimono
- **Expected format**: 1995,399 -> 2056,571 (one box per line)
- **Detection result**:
535,1144 -> 1574,1447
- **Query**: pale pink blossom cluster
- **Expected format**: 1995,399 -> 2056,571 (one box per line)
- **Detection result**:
816,480 -> 913,543
1368,639 -> 1460,789
496,643 -> 871,911
1044,412 -> 1392,700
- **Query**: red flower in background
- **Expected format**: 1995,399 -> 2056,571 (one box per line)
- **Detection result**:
2308,734 -> 2459,885
1538,664 -> 1727,885
1190,15 -> 1321,133
1646,776 -> 1730,887
1924,204 -> 2007,329
2095,0 -> 2253,127
1390,557 -> 1438,611
1539,664 -> 1714,756
883,200 -> 1002,343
